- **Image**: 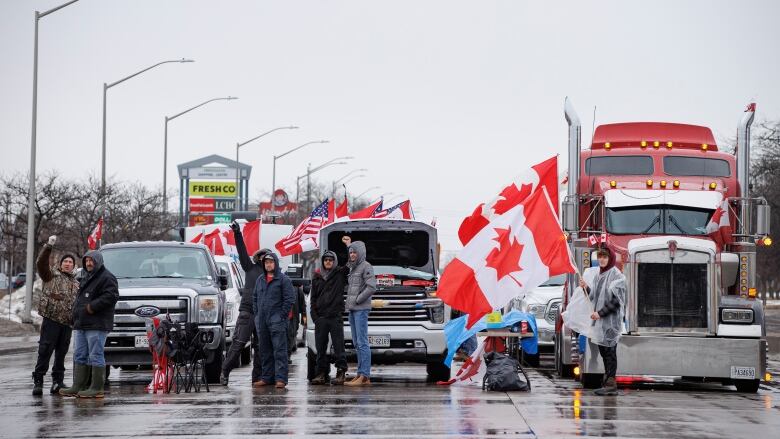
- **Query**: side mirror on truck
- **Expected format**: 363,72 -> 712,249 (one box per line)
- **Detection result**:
756,202 -> 771,236
218,266 -> 229,291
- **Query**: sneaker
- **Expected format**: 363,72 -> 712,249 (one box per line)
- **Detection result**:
311,374 -> 328,385
252,380 -> 270,388
344,375 -> 371,387
275,381 -> 287,389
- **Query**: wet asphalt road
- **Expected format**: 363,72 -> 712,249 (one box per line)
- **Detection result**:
1,349 -> 779,438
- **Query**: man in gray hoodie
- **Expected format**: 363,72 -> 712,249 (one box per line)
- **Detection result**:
343,240 -> 376,386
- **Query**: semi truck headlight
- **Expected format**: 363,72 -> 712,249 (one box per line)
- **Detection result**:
199,296 -> 219,324
721,308 -> 753,324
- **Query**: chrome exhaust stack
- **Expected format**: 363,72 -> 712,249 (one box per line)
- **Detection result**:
563,97 -> 581,237
736,103 -> 756,237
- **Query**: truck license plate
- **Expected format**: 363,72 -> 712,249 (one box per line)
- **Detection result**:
730,366 -> 756,380
368,335 -> 390,348
135,335 -> 149,349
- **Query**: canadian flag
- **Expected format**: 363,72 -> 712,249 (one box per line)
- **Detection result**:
438,188 -> 576,328
458,156 -> 559,245
705,199 -> 734,248
191,220 -> 262,257
87,217 -> 103,250
346,199 -> 383,220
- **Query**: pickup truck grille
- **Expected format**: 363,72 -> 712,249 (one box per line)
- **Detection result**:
545,300 -> 560,325
637,263 -> 708,329
343,287 -> 430,323
113,296 -> 189,332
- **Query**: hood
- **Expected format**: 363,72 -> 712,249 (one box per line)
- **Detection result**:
252,248 -> 272,264
83,250 -> 104,276
320,250 -> 338,280
347,241 -> 367,268
598,246 -> 616,274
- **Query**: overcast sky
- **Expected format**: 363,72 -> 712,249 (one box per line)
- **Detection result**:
1,0 -> 779,255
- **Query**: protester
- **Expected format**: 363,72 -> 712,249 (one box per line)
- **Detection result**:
254,251 -> 295,389
344,240 -> 377,387
578,247 -> 626,396
60,250 -> 119,398
221,221 -> 268,386
310,249 -> 349,385
32,235 -> 79,396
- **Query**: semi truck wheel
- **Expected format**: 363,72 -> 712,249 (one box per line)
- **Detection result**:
734,379 -> 760,393
555,335 -> 574,378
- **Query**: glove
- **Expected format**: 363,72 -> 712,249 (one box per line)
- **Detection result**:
47,235 -> 57,246
229,221 -> 240,232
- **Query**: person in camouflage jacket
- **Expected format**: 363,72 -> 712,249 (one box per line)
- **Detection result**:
32,235 -> 79,396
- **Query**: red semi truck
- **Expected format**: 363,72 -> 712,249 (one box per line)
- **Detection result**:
556,100 -> 772,392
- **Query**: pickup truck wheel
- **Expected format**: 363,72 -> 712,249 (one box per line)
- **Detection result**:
240,344 -> 251,365
581,373 -> 603,389
306,348 -> 317,381
426,361 -> 451,382
204,339 -> 225,385
734,379 -> 760,393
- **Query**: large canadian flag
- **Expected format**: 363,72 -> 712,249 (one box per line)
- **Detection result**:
705,199 -> 733,249
191,220 -> 262,257
458,156 -> 558,245
438,187 -> 576,328
87,217 -> 103,250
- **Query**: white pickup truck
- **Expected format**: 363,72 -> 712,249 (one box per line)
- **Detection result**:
305,219 -> 450,382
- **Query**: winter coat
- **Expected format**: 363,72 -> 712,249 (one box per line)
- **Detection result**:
234,229 -> 266,314
72,250 -> 119,332
36,244 -> 79,326
310,250 -> 347,320
253,252 -> 295,324
345,241 -> 376,311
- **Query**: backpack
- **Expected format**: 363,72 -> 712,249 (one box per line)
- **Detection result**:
482,352 -> 530,392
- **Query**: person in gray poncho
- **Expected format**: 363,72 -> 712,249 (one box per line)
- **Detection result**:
578,247 -> 626,396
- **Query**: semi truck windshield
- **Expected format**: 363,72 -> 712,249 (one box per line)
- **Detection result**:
606,205 -> 713,235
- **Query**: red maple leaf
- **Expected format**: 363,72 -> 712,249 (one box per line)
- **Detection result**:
485,227 -> 524,285
492,183 -> 533,215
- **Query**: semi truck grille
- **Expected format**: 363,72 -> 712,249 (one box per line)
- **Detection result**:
637,263 -> 707,329
113,296 -> 189,332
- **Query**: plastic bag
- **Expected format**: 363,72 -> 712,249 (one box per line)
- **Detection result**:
561,287 -> 593,338
483,352 -> 529,392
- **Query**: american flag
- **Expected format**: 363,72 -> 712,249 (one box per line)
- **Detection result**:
275,199 -> 330,256
373,200 -> 413,219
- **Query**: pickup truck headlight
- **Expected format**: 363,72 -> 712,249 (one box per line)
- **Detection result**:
527,303 -> 547,320
199,296 -> 219,324
225,302 -> 236,326
721,308 -> 753,324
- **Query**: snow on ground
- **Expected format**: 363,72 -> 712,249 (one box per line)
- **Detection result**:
0,281 -> 43,325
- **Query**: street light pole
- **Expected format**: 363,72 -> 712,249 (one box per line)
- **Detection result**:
304,157 -> 353,210
101,58 -> 194,206
235,126 -> 299,212
23,0 -> 80,323
331,168 -> 368,196
163,96 -> 237,213
354,186 -> 380,200
271,139 -> 326,196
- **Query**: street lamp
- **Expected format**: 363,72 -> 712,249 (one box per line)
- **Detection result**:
272,140 -> 327,196
331,168 -> 368,196
354,186 -> 380,200
101,58 -> 194,200
386,194 -> 407,205
24,0 -> 80,323
236,126 -> 299,211
295,157 -> 353,208
163,96 -> 237,213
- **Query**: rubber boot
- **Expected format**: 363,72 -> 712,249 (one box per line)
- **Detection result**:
332,369 -> 347,386
77,366 -> 105,399
59,364 -> 90,397
32,374 -> 44,396
594,377 -> 618,396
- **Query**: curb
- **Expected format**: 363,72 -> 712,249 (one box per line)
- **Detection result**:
0,345 -> 37,356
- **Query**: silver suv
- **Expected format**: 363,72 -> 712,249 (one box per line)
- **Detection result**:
101,242 -> 228,383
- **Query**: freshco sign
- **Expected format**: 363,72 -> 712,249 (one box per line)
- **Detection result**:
189,181 -> 237,197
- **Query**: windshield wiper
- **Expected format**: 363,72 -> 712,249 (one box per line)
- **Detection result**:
640,213 -> 662,234
668,214 -> 686,234
136,275 -> 184,279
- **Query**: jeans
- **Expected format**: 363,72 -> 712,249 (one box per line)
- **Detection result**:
348,309 -> 371,378
256,313 -> 289,383
222,311 -> 262,381
73,329 -> 108,368
598,344 -> 618,380
34,317 -> 72,381
314,316 -> 347,376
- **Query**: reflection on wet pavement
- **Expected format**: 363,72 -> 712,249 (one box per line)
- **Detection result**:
0,349 -> 778,438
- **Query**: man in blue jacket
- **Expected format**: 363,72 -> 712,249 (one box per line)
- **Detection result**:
254,251 -> 295,389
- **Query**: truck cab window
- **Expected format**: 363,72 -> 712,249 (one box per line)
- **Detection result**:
663,156 -> 730,177
585,156 -> 654,175
606,205 -> 713,235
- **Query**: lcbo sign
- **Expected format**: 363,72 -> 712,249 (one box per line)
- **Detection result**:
189,198 -> 236,212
